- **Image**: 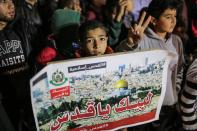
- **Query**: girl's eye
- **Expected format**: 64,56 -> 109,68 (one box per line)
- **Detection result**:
100,37 -> 106,41
86,39 -> 94,43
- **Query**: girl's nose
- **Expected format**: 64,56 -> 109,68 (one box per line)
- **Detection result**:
93,40 -> 100,49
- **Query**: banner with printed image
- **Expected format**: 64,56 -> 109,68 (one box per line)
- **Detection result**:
30,50 -> 176,131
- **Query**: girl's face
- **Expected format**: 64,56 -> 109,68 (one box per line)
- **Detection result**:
83,27 -> 108,56
153,8 -> 177,37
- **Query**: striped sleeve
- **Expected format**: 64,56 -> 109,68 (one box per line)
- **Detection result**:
180,59 -> 197,130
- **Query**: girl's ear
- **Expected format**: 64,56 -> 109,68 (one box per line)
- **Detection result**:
150,17 -> 157,26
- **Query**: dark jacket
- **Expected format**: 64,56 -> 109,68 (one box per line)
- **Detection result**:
0,1 -> 40,75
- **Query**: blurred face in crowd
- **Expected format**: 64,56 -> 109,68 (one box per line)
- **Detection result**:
153,8 -> 177,38
71,0 -> 81,14
83,27 -> 108,56
91,0 -> 106,7
0,0 -> 15,22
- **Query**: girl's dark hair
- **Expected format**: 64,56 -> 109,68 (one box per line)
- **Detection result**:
78,20 -> 108,43
147,0 -> 181,19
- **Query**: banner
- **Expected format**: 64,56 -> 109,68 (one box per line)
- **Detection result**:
30,50 -> 176,131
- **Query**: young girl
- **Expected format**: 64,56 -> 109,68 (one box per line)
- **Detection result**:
36,20 -> 113,66
76,20 -> 113,57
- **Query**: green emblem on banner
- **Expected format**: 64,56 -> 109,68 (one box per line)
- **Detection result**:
50,70 -> 68,86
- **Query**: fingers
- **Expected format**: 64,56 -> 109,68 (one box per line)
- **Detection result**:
138,11 -> 146,26
119,0 -> 127,7
128,26 -> 134,34
142,16 -> 152,29
132,23 -> 140,35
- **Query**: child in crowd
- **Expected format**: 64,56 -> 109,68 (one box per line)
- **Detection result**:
85,0 -> 106,22
58,0 -> 81,13
116,0 -> 185,130
35,0 -> 82,71
180,57 -> 197,131
76,20 -> 113,56
103,0 -> 133,48
51,0 -> 82,33
36,20 -> 113,68
37,20 -> 132,131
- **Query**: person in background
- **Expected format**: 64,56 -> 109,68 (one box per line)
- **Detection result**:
0,0 -> 39,130
36,10 -> 81,70
84,0 -> 134,49
173,0 -> 192,66
36,0 -> 59,40
103,0 -> 129,48
51,0 -> 82,33
57,0 -> 81,13
116,0 -> 185,130
185,0 -> 197,63
35,0 -> 82,71
179,56 -> 197,131
85,0 -> 106,22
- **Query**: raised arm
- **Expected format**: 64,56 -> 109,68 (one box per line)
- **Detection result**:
127,11 -> 151,47
115,0 -> 127,22
115,11 -> 151,51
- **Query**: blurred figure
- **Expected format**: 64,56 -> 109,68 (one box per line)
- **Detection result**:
173,0 -> 192,65
51,0 -> 82,33
35,0 -> 82,71
103,0 -> 134,49
58,0 -> 81,13
179,58 -> 197,131
185,0 -> 197,63
85,0 -> 106,21
0,0 -> 39,130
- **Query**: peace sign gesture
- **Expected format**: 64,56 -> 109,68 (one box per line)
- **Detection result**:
127,11 -> 152,47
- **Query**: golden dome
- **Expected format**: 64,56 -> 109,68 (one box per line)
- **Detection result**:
115,80 -> 128,88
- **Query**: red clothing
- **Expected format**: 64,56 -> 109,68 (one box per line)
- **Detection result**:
192,20 -> 197,38
36,47 -> 57,65
37,46 -> 114,65
85,5 -> 104,22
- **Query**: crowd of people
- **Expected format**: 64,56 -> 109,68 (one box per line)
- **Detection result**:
0,0 -> 197,131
